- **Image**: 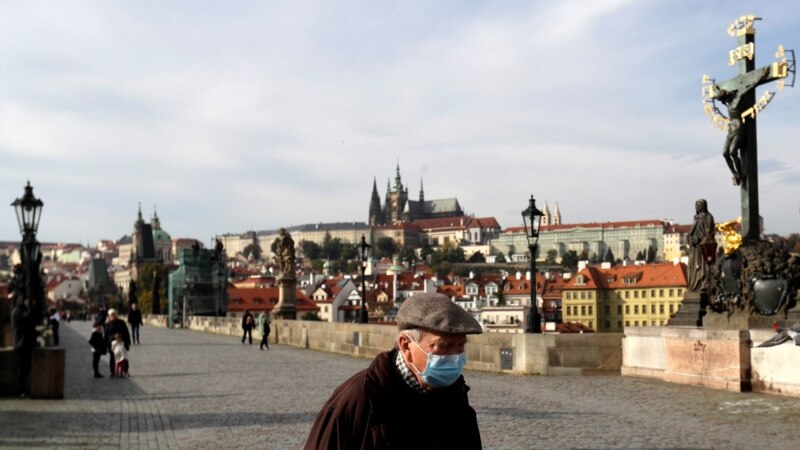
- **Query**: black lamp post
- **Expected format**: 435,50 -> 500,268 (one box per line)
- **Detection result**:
359,234 -> 370,324
521,195 -> 543,333
11,182 -> 45,322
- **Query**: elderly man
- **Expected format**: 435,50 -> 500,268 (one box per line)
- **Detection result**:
104,309 -> 131,377
304,293 -> 483,449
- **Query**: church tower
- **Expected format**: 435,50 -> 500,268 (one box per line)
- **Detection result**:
419,178 -> 425,203
542,201 -> 552,227
553,202 -> 562,225
368,177 -> 384,226
384,162 -> 408,224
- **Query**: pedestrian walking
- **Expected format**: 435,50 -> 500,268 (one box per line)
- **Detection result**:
304,292 -> 484,449
104,309 -> 131,377
111,333 -> 129,378
95,305 -> 108,326
241,309 -> 254,345
89,321 -> 107,378
49,308 -> 61,346
12,298 -> 36,398
257,311 -> 271,351
127,303 -> 143,345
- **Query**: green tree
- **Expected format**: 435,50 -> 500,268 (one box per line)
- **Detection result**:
420,240 -> 433,261
301,312 -> 323,321
495,282 -> 506,306
243,243 -> 262,260
468,251 -> 486,263
604,248 -> 615,263
589,253 -> 600,264
374,237 -> 397,259
646,245 -> 657,263
136,262 -> 170,314
300,240 -> 321,260
320,232 -> 342,260
545,249 -> 558,264
494,253 -> 506,263
399,247 -> 417,265
561,250 -> 579,270
578,250 -> 589,261
636,250 -> 645,261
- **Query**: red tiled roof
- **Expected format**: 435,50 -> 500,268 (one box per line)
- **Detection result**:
413,216 -> 470,230
565,263 -> 687,290
227,287 -> 319,313
470,217 -> 501,229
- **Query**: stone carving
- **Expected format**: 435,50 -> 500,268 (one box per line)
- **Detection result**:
687,199 -> 715,292
278,228 -> 296,276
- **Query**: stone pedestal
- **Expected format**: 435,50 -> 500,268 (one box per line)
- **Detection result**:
31,347 -> 65,399
274,274 -> 297,320
0,347 -> 65,398
668,291 -> 706,327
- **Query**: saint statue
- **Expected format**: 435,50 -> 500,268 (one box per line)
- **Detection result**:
278,228 -> 296,276
687,199 -> 716,292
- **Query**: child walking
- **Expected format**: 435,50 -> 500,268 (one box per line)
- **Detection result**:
111,332 -> 129,378
88,322 -> 107,378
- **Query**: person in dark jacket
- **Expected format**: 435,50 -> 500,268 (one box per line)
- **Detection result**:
12,298 -> 37,398
95,305 -> 108,326
304,293 -> 484,449
89,321 -> 107,378
127,303 -> 143,345
104,309 -> 131,377
241,309 -> 255,344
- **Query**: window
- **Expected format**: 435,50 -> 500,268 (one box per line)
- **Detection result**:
634,321 -> 639,326
634,291 -> 639,299
659,304 -> 665,314
604,305 -> 610,315
659,289 -> 664,297
581,306 -> 586,315
625,291 -> 630,299
616,292 -> 621,299
677,289 -> 683,297
566,292 -> 571,300
625,305 -> 630,314
642,291 -> 647,299
617,305 -> 622,314
651,289 -> 656,297
634,305 -> 639,314
580,292 -> 586,300
588,306 -> 593,315
625,321 -> 630,326
604,321 -> 610,330
669,304 -> 674,313
617,321 -> 623,329
669,289 -> 674,297
566,306 -> 571,315
588,321 -> 593,329
588,292 -> 593,300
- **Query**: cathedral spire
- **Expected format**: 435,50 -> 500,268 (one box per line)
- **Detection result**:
135,202 -> 144,227
369,176 -> 383,226
393,160 -> 403,192
419,178 -> 425,202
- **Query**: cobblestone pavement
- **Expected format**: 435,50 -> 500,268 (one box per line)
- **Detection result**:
1,321 -> 799,449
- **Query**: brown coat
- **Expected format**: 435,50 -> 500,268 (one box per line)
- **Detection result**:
304,349 -> 482,450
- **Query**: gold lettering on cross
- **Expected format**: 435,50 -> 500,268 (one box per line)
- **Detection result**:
728,43 -> 754,66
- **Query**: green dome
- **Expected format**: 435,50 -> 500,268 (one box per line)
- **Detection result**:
153,229 -> 172,242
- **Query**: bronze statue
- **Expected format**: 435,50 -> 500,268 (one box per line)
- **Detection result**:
712,67 -> 770,185
278,228 -> 296,275
687,199 -> 716,292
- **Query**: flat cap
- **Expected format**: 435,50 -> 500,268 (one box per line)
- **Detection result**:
396,293 -> 483,335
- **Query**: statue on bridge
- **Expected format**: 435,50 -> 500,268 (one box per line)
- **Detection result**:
278,228 -> 295,277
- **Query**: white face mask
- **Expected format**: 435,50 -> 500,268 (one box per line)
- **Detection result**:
407,336 -> 467,388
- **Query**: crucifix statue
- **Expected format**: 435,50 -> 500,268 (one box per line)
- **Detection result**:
702,15 -> 794,241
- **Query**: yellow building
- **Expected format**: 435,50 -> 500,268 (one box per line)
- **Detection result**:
562,263 -> 687,332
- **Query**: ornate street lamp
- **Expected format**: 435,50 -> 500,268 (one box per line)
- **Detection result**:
359,234 -> 371,324
10,181 -> 45,323
521,195 -> 543,333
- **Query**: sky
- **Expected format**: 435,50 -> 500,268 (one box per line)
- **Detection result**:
1,0 -> 798,246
